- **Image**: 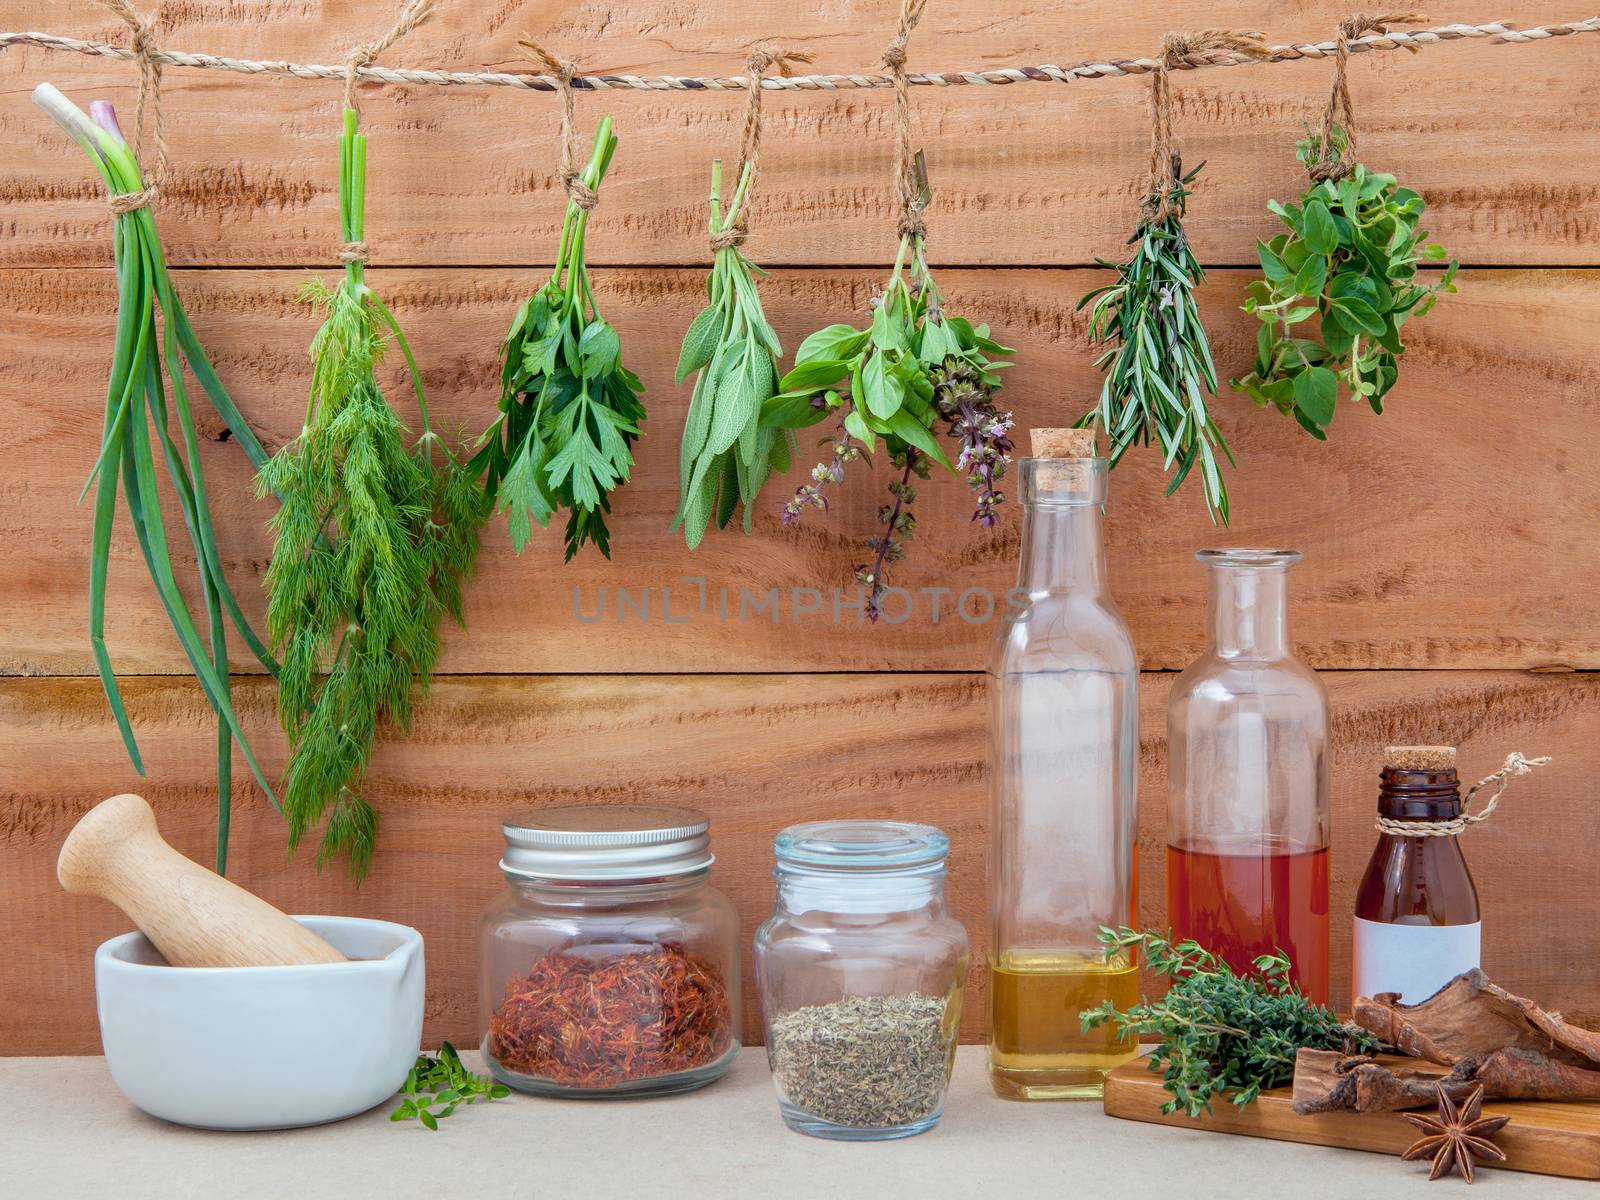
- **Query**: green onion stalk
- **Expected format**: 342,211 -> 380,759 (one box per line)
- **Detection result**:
257,108 -> 483,878
32,83 -> 277,875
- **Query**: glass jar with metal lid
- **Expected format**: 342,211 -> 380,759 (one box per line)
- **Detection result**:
479,804 -> 740,1097
753,820 -> 969,1140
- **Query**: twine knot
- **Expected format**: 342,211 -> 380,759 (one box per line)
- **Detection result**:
338,240 -> 369,264
521,37 -> 600,212
343,0 -> 433,116
714,45 -> 814,249
709,226 -> 746,250
1375,751 -> 1552,838
883,0 -> 929,243
99,0 -> 168,215
1309,11 -> 1427,182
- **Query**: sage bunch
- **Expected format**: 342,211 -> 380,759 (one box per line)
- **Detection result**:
258,108 -> 483,877
775,224 -> 1013,619
1232,128 -> 1458,438
474,117 -> 645,560
34,84 -> 275,874
1078,161 -> 1232,524
671,160 -> 791,547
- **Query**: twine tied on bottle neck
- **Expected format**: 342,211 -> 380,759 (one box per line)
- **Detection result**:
1375,751 -> 1553,838
1145,29 -> 1270,223
708,46 -> 814,252
337,0 -> 434,267
883,0 -> 929,241
1307,12 -> 1427,183
99,0 -> 168,216
521,38 -> 598,213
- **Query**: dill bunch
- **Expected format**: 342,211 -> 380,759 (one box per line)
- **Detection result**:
258,108 -> 484,877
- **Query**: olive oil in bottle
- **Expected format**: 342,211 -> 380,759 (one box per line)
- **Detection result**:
987,949 -> 1139,1099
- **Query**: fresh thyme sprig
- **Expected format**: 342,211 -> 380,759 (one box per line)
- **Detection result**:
672,159 -> 791,547
390,1042 -> 510,1130
1078,159 -> 1232,524
774,194 -> 1013,619
474,117 -> 645,560
258,108 -> 484,877
34,84 -> 277,875
1081,927 -> 1374,1118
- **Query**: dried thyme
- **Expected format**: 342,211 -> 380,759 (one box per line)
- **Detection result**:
769,993 -> 952,1127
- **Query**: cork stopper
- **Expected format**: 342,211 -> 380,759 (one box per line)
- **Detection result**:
1385,745 -> 1457,771
1030,427 -> 1096,459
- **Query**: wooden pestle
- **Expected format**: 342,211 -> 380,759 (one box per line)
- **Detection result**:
57,793 -> 346,967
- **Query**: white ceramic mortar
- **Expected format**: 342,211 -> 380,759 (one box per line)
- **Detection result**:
94,915 -> 424,1130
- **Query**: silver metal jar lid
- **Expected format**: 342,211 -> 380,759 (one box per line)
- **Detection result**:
500,804 -> 713,881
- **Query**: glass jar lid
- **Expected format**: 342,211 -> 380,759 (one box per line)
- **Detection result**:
501,804 -> 713,881
773,820 -> 949,878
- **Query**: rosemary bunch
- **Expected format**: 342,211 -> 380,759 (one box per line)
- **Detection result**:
34,84 -> 275,874
474,117 -> 645,560
775,215 -> 1013,618
1078,160 -> 1232,524
259,109 -> 483,876
672,160 -> 791,547
1082,928 -> 1374,1118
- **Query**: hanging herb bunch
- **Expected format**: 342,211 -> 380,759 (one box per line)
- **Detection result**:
259,12 -> 484,877
33,73 -> 277,876
1076,31 -> 1270,526
775,2 -> 1015,619
1233,16 -> 1456,438
474,44 -> 644,560
672,49 -> 815,548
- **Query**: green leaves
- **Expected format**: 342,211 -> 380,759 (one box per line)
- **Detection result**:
1081,928 -> 1376,1119
475,117 -> 644,561
1077,164 -> 1232,524
259,106 -> 485,878
390,1042 -> 511,1130
671,160 -> 791,549
1233,127 -> 1458,437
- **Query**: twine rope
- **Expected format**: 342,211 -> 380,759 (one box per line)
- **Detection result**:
709,46 -> 814,251
884,0 -> 929,240
5,18 -> 1595,94
521,38 -> 597,212
1375,751 -> 1553,838
343,0 -> 433,117
1146,30 -> 1269,222
98,0 -> 166,216
1309,12 -> 1427,182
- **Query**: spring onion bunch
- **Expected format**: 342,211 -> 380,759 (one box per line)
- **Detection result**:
33,83 -> 276,874
257,109 -> 484,877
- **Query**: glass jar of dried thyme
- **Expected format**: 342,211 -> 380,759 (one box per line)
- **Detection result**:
754,821 -> 969,1140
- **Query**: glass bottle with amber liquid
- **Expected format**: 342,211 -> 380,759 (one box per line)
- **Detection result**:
988,428 -> 1139,1100
1352,746 -> 1480,1004
1166,549 -> 1330,1003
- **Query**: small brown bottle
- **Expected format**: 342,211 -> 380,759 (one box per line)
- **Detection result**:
1351,746 -> 1480,1004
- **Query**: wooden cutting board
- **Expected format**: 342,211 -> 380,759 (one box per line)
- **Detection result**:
1103,1057 -> 1600,1180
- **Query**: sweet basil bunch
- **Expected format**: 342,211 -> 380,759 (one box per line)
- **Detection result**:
1233,128 -> 1458,439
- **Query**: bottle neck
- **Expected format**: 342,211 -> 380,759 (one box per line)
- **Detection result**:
1206,564 -> 1291,660
1377,767 -> 1463,821
775,870 -> 948,916
506,872 -> 707,907
1016,458 -> 1109,596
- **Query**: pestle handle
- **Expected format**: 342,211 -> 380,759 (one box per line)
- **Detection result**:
57,793 -> 346,967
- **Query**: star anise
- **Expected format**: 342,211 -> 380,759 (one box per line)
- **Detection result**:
1401,1083 -> 1510,1182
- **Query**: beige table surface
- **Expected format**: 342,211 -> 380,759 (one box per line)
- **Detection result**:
4,1047 -> 1590,1199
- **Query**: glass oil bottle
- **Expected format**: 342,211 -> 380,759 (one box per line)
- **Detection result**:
987,428 -> 1139,1100
1352,746 -> 1481,1005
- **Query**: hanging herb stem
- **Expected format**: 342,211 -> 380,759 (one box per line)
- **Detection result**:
258,107 -> 484,877
672,158 -> 790,546
475,116 -> 645,559
33,83 -> 277,875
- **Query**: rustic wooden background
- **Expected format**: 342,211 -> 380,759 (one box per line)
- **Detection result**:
1,1 -> 1595,1054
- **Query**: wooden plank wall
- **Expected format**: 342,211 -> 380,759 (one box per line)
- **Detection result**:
0,1 -> 1595,1053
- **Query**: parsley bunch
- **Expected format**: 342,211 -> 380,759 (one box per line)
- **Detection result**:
475,116 -> 645,560
1233,127 -> 1458,438
390,1043 -> 510,1130
1081,927 -> 1373,1118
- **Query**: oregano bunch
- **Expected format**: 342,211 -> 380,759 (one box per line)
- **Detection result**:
474,116 -> 644,560
773,222 -> 1013,618
1081,927 -> 1375,1118
672,160 -> 790,547
1232,127 -> 1457,438
259,108 -> 484,877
